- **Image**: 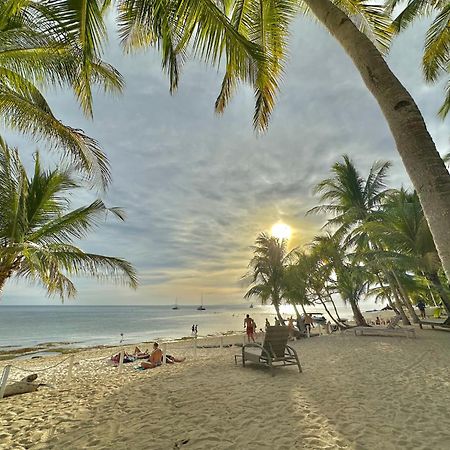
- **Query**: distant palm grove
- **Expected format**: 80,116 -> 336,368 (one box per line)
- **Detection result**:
0,1 -> 449,300
245,156 -> 450,327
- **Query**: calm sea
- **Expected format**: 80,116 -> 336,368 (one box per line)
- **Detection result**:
0,303 -> 356,350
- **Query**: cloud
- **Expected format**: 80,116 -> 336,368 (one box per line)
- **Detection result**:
1,16 -> 446,305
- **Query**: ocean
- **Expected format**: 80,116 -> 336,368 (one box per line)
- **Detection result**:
0,303 -> 357,351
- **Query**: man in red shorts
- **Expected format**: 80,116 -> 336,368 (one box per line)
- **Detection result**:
244,314 -> 256,343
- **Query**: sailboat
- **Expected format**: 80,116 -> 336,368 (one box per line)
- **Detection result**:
197,294 -> 206,311
249,303 -> 254,309
172,298 -> 179,310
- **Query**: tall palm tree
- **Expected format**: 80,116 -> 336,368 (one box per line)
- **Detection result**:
0,138 -> 138,298
387,0 -> 450,118
0,0 -> 124,187
243,233 -> 293,323
308,154 -> 391,245
312,234 -> 370,327
364,189 -> 450,314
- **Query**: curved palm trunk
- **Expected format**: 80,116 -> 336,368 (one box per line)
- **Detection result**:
348,298 -> 368,326
392,273 -> 420,323
304,0 -> 450,282
317,297 -> 343,328
273,301 -> 285,325
325,290 -> 344,322
392,285 -> 411,325
426,272 -> 450,315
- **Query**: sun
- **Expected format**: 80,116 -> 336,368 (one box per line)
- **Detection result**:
271,222 -> 291,240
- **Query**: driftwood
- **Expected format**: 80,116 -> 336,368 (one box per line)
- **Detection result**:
3,374 -> 41,398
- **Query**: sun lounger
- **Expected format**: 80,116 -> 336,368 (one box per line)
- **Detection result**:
239,326 -> 302,376
419,317 -> 450,329
348,326 -> 416,338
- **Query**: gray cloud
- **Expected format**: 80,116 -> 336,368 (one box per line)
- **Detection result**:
2,16 -> 447,306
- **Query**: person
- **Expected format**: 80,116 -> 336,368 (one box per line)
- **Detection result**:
133,347 -> 150,359
141,343 -> 163,369
417,300 -> 426,319
287,316 -> 294,340
265,318 -> 270,329
191,324 -> 195,335
274,317 -> 280,326
194,324 -> 198,335
165,354 -> 186,364
303,314 -> 314,335
375,316 -> 381,325
244,314 -> 256,342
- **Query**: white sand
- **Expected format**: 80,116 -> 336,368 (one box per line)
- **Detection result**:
1,329 -> 450,449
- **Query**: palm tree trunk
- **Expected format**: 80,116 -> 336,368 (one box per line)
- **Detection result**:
273,302 -> 285,325
426,272 -> 450,315
348,298 -> 368,326
391,285 -> 411,325
317,297 -> 343,328
325,290 -> 343,321
392,272 -> 420,323
304,0 -> 450,282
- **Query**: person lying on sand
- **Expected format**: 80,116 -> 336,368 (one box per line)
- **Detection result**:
133,347 -> 150,359
165,354 -> 186,364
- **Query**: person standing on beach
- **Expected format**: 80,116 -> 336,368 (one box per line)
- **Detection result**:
287,316 -> 294,340
244,314 -> 256,342
417,300 -> 426,319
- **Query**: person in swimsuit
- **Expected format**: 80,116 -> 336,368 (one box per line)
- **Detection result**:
141,343 -> 163,369
244,314 -> 256,343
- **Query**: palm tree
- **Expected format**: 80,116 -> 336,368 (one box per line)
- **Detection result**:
243,233 -> 293,323
364,189 -> 450,315
311,234 -> 369,327
308,155 -> 391,244
0,138 -> 138,298
387,0 -> 450,118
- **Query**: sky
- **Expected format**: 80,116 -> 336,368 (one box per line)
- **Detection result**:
1,13 -> 449,306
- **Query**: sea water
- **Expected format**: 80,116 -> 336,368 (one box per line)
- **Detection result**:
0,303 -> 356,350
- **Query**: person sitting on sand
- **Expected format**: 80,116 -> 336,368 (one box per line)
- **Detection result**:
141,343 -> 163,369
141,343 -> 186,369
375,316 -> 381,325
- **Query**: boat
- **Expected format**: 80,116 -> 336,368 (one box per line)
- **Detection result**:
197,294 -> 206,311
172,298 -> 179,310
249,303 -> 253,309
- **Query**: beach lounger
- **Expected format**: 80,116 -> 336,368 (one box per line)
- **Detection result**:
419,317 -> 450,330
348,326 -> 416,338
239,326 -> 302,376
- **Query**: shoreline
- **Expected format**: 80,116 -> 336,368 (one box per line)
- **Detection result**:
1,327 -> 449,449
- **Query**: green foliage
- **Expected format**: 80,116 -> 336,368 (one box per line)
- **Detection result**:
0,0 -> 124,187
0,139 -> 138,299
387,0 -> 450,118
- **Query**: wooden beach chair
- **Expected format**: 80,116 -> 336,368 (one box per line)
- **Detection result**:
419,316 -> 450,330
239,326 -> 302,376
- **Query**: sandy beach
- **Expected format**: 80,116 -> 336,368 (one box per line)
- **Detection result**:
1,328 -> 450,450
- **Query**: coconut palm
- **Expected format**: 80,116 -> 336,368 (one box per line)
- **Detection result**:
364,189 -> 450,314
0,0 -> 124,187
0,138 -> 138,298
308,154 -> 392,244
243,233 -> 294,323
311,234 -> 370,327
387,0 -> 450,118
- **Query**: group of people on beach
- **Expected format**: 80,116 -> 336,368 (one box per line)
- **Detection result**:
110,343 -> 185,370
